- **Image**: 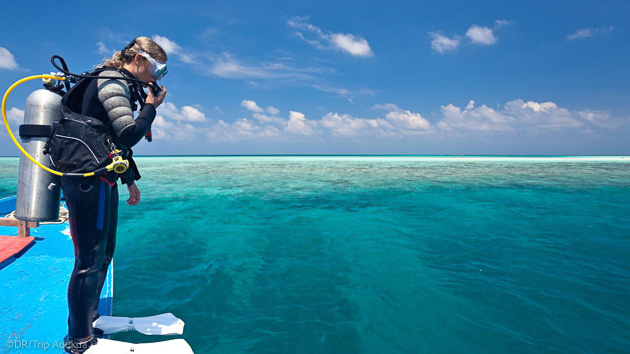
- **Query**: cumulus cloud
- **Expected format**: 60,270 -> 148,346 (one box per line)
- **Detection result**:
152,35 -> 195,63
567,26 -> 614,41
187,98 -> 623,144
152,115 -> 197,140
151,102 -> 207,140
288,17 -> 374,57
429,33 -> 460,53
241,100 -> 283,119
158,102 -> 207,122
7,107 -> 24,124
436,99 -> 593,133
331,33 -> 373,57
0,47 -> 18,70
385,110 -> 431,131
207,118 -> 282,141
287,111 -> 318,135
321,113 -> 393,137
466,25 -> 497,45
438,101 -> 515,132
207,101 -> 321,141
241,99 -> 264,112
431,20 -> 509,53
266,106 -> 280,115
374,103 -> 431,131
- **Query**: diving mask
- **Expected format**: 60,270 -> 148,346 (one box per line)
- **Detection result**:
138,50 -> 168,81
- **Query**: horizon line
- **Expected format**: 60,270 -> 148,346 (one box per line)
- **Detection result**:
1,154 -> 629,158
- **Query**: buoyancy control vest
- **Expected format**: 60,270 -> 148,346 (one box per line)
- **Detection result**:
46,68 -> 143,175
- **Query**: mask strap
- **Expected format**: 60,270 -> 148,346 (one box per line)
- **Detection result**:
121,38 -> 137,59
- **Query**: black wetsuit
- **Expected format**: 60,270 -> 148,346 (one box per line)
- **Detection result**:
60,68 -> 156,341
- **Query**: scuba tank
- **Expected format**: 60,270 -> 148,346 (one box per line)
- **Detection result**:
3,55 -> 161,221
15,89 -> 62,222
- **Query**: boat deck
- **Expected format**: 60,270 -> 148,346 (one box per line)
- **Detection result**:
0,196 -> 113,353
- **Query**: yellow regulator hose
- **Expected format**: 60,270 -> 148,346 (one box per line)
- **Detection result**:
2,75 -> 126,177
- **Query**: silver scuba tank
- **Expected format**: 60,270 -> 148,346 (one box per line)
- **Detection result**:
15,89 -> 62,222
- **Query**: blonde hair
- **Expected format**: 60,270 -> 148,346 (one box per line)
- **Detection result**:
103,36 -> 168,69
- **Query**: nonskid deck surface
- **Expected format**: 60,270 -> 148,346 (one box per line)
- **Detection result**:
0,222 -> 113,353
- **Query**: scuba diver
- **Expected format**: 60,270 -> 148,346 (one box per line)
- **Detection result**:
59,37 -> 167,353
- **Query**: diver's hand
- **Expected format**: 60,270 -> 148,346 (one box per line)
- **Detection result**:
146,84 -> 167,108
127,183 -> 141,206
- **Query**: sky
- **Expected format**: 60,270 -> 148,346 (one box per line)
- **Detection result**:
0,0 -> 628,155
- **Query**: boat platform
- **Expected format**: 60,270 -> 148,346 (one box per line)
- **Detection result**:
0,196 -> 113,353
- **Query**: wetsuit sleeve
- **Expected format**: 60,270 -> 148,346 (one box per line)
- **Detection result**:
97,72 -> 156,148
120,166 -> 135,186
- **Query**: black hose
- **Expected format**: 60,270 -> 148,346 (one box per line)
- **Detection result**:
53,55 -> 72,91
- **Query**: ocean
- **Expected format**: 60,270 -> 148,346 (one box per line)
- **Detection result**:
1,156 -> 629,353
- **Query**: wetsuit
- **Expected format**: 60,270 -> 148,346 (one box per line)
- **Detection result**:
61,68 -> 156,342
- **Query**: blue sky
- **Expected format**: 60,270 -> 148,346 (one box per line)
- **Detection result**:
0,0 -> 628,155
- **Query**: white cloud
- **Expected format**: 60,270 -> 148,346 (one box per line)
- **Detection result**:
7,107 -> 24,124
567,26 -> 614,41
96,42 -> 112,55
152,35 -> 180,54
206,118 -> 282,141
158,102 -> 206,122
372,103 -> 402,112
331,33 -> 374,57
506,99 -> 581,130
191,99 -> 622,144
385,110 -> 431,131
241,99 -> 264,112
577,110 -> 620,129
252,112 -> 286,125
466,25 -> 497,45
429,33 -> 460,53
152,35 -> 195,63
287,111 -> 318,135
313,85 -> 352,101
438,101 -> 515,132
242,100 -> 282,119
152,115 -> 197,141
210,53 -> 278,79
374,103 -> 431,132
180,106 -> 206,122
0,47 -> 18,70
152,102 -> 206,140
288,17 -> 374,57
520,101 -> 558,113
495,20 -> 513,27
567,29 -> 592,40
437,99 -> 588,133
432,20 -> 509,52
320,113 -> 394,137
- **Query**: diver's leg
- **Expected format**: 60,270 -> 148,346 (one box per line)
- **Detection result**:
93,183 -> 118,317
64,177 -> 112,342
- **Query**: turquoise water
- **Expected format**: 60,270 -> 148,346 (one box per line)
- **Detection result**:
1,156 -> 629,353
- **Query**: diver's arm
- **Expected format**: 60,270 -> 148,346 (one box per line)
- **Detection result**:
97,73 -> 155,148
120,104 -> 155,147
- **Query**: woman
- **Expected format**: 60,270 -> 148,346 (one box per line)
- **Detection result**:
62,37 -> 167,353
